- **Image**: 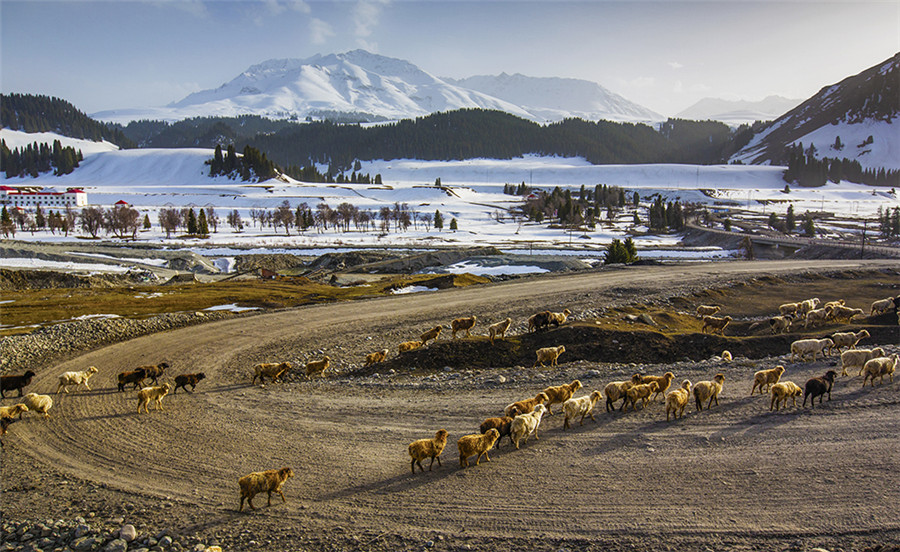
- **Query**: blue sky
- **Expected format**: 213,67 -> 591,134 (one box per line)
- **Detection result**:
1,0 -> 898,117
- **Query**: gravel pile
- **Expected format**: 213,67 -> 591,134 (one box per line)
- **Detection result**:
1,517 -> 221,552
0,311 -> 239,375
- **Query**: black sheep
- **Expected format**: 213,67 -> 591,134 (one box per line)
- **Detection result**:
803,370 -> 837,407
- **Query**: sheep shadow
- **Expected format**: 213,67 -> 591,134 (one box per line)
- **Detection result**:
319,462 -> 461,502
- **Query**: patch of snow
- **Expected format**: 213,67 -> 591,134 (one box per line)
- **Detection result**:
390,285 -> 437,294
203,303 -> 261,312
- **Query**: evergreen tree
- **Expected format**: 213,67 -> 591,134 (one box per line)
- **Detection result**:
197,208 -> 209,236
211,144 -> 224,176
632,191 -> 640,207
785,204 -> 796,233
0,205 -> 14,238
35,204 -> 45,229
187,208 -> 198,235
449,217 -> 458,231
143,214 -> 152,230
723,219 -> 732,232
803,212 -> 816,237
434,210 -> 444,231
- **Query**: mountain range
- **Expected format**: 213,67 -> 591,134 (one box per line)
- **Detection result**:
675,96 -> 803,126
93,50 -> 664,125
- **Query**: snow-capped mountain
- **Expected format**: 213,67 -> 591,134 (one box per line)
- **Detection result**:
732,53 -> 899,170
676,96 -> 802,126
446,73 -> 663,123
93,50 -> 662,125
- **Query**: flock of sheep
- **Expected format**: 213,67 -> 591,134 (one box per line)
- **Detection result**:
406,296 -> 898,474
1,295 -> 896,511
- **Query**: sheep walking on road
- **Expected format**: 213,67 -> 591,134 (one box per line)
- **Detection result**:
238,467 -> 294,512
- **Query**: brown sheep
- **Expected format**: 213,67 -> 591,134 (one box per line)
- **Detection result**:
450,316 -> 477,339
862,354 -> 899,387
408,429 -> 449,473
750,365 -> 786,395
721,350 -> 733,362
117,369 -> 147,392
634,372 -> 674,402
831,305 -> 865,322
21,393 -> 53,418
779,302 -> 801,316
136,362 -> 170,385
364,349 -> 389,367
488,318 -> 512,345
622,382 -> 659,412
799,298 -> 821,316
665,380 -> 692,421
768,314 -> 795,334
173,373 -> 206,394
458,429 -> 500,467
769,381 -> 802,411
1,370 -> 36,398
701,315 -> 732,335
527,311 -> 553,332
0,416 -> 15,446
238,467 -> 294,511
0,404 -> 29,419
251,362 -> 292,384
804,370 -> 837,407
804,306 -> 834,329
693,374 -> 725,411
533,345 -> 565,368
542,380 -> 583,415
480,416 -> 514,449
504,392 -> 550,417
398,340 -> 423,353
419,325 -> 442,345
562,391 -> 603,429
603,381 -> 634,412
696,305 -> 721,317
304,356 -> 331,379
137,384 -> 170,414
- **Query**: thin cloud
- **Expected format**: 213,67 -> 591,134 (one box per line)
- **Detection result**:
310,18 -> 335,45
668,61 -> 684,70
354,0 -> 390,39
262,0 -> 311,15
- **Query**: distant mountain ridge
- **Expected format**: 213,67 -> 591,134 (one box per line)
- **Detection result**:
676,96 -> 802,126
93,50 -> 664,125
732,53 -> 899,171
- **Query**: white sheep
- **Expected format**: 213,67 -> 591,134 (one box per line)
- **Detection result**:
137,384 -> 170,414
22,393 -> 53,418
862,354 -> 899,387
665,380 -> 692,421
696,305 -> 721,317
769,381 -> 803,410
829,329 -> 870,354
693,374 -> 725,411
779,302 -> 801,316
841,347 -> 886,377
799,298 -> 821,316
488,318 -> 512,345
831,305 -> 865,322
804,306 -> 834,328
510,404 -> 547,449
533,345 -> 565,368
790,338 -> 834,363
56,366 -> 99,394
562,391 -> 603,429
870,297 -> 897,316
0,404 -> 28,419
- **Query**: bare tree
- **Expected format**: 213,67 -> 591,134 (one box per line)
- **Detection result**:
273,200 -> 294,235
379,206 -> 392,234
226,209 -> 243,232
205,206 -> 219,233
80,206 -> 105,238
422,213 -> 433,232
158,208 -> 182,239
105,204 -> 141,239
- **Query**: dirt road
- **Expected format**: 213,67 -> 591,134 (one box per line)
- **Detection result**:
3,259 -> 900,551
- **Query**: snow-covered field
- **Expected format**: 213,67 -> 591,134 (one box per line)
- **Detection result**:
2,129 -> 897,259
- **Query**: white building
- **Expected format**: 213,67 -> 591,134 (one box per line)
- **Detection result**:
0,185 -> 88,208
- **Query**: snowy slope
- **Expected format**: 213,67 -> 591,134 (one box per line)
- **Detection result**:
676,96 -> 802,126
93,50 -> 661,125
732,53 -> 899,170
1,129 -> 120,156
447,73 -> 664,123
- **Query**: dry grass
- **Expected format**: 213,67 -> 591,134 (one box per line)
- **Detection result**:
0,273 -> 489,336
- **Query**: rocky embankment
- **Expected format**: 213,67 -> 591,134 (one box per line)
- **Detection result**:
0,312 -> 238,375
1,517 -> 221,552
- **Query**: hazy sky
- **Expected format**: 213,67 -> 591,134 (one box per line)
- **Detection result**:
1,0 -> 898,117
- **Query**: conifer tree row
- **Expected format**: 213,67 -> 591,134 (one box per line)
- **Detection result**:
1,139 -> 83,178
1,93 -> 134,148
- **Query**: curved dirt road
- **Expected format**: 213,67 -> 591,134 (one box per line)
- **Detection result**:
3,259 -> 900,551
